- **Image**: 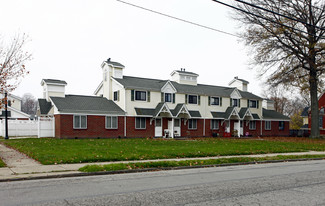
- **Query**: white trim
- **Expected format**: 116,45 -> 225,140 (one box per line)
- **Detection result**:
105,116 -> 118,129
175,104 -> 192,118
262,118 -> 290,122
161,81 -> 177,93
6,106 -> 30,118
111,77 -> 125,88
155,103 -> 173,118
135,117 -> 146,129
93,81 -> 103,95
249,120 -> 256,130
230,88 -> 242,99
73,115 -> 87,129
188,119 -> 197,130
265,120 -> 271,130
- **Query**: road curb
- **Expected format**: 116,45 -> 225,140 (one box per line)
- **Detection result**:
1,157 -> 324,182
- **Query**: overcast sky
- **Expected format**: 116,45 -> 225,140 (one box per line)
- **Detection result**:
1,0 -> 267,99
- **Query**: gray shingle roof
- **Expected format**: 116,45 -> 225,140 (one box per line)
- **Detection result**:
42,79 -> 67,85
114,76 -> 263,100
171,70 -> 199,76
252,114 -> 260,120
135,103 -> 200,118
211,111 -> 227,119
38,99 -> 52,115
262,108 -> 290,120
105,59 -> 125,68
50,95 -> 125,115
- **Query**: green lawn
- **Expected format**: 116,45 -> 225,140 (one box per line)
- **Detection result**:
0,158 -> 6,167
79,154 -> 325,172
2,137 -> 325,165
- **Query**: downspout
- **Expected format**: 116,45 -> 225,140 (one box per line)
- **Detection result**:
124,115 -> 126,137
203,118 -> 205,137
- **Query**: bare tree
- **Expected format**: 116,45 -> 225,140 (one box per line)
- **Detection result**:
232,0 -> 325,138
21,93 -> 37,115
0,33 -> 31,108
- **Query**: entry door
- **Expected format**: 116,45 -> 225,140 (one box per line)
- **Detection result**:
155,118 -> 162,137
234,121 -> 240,137
240,121 -> 243,137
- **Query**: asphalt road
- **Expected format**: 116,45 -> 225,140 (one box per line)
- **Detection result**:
1,160 -> 325,206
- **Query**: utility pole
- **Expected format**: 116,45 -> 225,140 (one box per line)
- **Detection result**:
4,92 -> 9,140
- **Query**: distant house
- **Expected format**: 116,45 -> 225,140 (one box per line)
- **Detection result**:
0,93 -> 30,120
37,59 -> 290,138
308,92 -> 325,134
300,106 -> 309,130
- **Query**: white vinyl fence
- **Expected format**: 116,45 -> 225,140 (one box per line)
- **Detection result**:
0,119 -> 38,137
0,117 -> 54,138
38,117 -> 55,138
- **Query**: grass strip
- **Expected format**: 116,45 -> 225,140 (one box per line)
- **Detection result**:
0,158 -> 6,168
79,154 -> 325,172
3,138 -> 325,165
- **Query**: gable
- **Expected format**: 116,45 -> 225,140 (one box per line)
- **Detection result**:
230,89 -> 242,99
161,81 -> 177,93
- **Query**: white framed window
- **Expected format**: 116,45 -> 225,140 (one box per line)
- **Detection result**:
265,121 -> 271,130
135,91 -> 147,101
135,117 -> 146,129
211,119 -> 219,129
210,97 -> 220,106
174,119 -> 180,127
74,115 -> 87,129
249,100 -> 257,108
106,116 -> 118,129
165,93 -> 172,102
188,95 -> 198,104
188,119 -> 197,129
249,121 -> 256,130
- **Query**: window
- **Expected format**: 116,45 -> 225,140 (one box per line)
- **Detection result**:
113,91 -> 118,101
156,119 -> 161,127
106,116 -> 118,129
249,121 -> 256,130
165,93 -> 172,102
211,97 -> 220,106
279,121 -> 284,130
135,117 -> 146,129
188,95 -> 198,104
135,91 -> 146,101
74,115 -> 87,129
265,121 -> 271,130
174,119 -> 180,127
249,100 -> 257,108
232,98 -> 240,107
188,119 -> 197,129
320,116 -> 323,128
211,119 -> 219,129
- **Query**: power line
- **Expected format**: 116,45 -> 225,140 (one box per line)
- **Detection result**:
234,0 -> 325,31
211,0 -> 324,39
116,0 -> 240,38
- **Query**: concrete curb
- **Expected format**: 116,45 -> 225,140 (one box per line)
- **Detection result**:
1,157 -> 324,182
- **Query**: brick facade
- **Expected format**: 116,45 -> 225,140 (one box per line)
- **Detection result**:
54,114 -> 289,138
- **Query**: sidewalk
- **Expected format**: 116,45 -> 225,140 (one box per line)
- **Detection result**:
1,143 -> 325,181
